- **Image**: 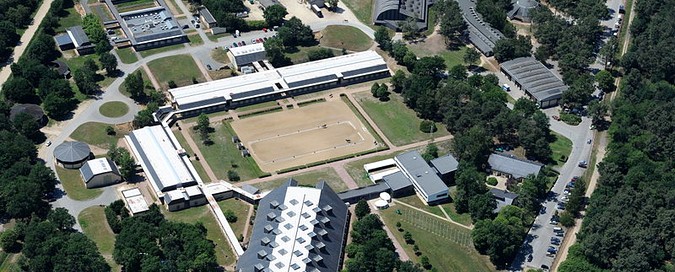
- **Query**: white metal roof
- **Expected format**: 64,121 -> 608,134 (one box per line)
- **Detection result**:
168,51 -> 389,110
86,158 -> 114,175
121,188 -> 149,215
228,43 -> 265,56
368,168 -> 401,182
126,125 -> 195,194
364,158 -> 397,172
122,188 -> 142,198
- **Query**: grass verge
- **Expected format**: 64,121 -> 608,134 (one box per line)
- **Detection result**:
116,48 -> 138,64
286,45 -> 343,64
138,43 -> 185,58
319,25 -> 373,52
217,199 -> 252,240
340,0 -> 373,27
188,34 -> 204,46
409,45 -> 468,69
99,101 -> 129,118
549,132 -> 573,167
254,167 -> 347,192
147,54 -> 204,89
78,206 -> 120,270
162,205 -> 236,266
211,48 -> 230,63
355,92 -> 450,146
380,205 -> 495,271
55,166 -> 103,201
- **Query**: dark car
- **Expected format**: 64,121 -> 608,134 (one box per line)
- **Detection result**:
541,264 -> 550,270
206,64 -> 212,70
527,254 -> 533,262
232,42 -> 238,47
242,40 -> 246,45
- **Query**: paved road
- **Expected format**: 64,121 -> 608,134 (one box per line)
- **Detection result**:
0,0 -> 55,85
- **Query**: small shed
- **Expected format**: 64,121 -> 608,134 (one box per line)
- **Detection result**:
80,158 -> 122,188
51,60 -> 71,78
9,104 -> 47,127
54,141 -> 91,169
54,33 -> 74,50
490,188 -> 518,212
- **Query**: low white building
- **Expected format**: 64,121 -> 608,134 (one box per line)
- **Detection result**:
79,158 -> 122,188
227,43 -> 267,69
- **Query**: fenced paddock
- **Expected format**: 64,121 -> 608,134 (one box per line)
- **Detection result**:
230,100 -> 378,173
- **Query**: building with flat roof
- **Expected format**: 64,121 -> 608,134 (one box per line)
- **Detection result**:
227,43 -> 267,69
488,153 -> 543,180
374,0 -> 433,30
259,0 -> 283,9
164,51 -> 390,119
80,158 -> 122,188
430,154 -> 459,183
125,125 -> 197,197
500,57 -> 568,108
121,188 -> 149,215
394,151 -> 449,204
164,185 -> 207,211
237,180 -> 349,272
106,0 -> 187,51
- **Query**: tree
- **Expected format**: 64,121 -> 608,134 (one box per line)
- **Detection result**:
48,208 -> 76,231
307,47 -> 334,61
420,255 -> 431,269
594,70 -> 615,93
464,48 -> 481,65
326,0 -> 339,10
436,0 -> 467,45
587,100 -> 608,129
371,83 -> 381,98
196,113 -> 211,144
412,56 -> 446,77
2,77 -> 37,103
224,210 -> 238,223
513,98 -> 538,117
399,17 -> 420,40
559,211 -> 574,227
99,52 -> 117,75
452,126 -> 491,168
493,36 -> 532,62
124,71 -> 145,100
105,125 -> 116,135
422,143 -> 439,162
116,148 -> 135,180
168,80 -> 177,89
12,112 -> 40,141
390,70 -> 407,92
468,191 -> 496,221
263,5 -> 287,27
263,37 -> 292,67
354,199 -> 370,219
277,17 -> 315,47
73,69 -> 98,95
448,64 -> 467,80
398,261 -> 424,272
43,93 -> 75,119
227,170 -> 240,181
403,231 -> 414,244
374,26 -> 392,51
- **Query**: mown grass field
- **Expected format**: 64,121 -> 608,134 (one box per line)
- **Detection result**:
255,167 -> 347,192
78,206 -> 120,271
139,43 -> 185,58
320,25 -> 373,52
380,205 -> 495,272
147,54 -> 204,89
99,101 -> 129,118
217,198 -> 252,240
116,48 -> 138,64
55,166 -> 103,201
70,122 -> 123,148
341,0 -> 373,26
172,130 -> 211,182
550,132 -> 573,167
162,205 -> 236,266
355,92 -> 450,146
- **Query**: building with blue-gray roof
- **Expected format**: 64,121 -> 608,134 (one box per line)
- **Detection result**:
394,151 -> 449,204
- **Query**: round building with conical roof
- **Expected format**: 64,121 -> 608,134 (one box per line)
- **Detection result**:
53,141 -> 91,169
508,0 -> 540,22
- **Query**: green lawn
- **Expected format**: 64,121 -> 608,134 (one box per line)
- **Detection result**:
181,111 -> 230,124
380,205 -> 495,272
116,48 -> 138,64
410,45 -> 468,69
550,132 -> 573,167
188,34 -> 204,46
78,206 -> 120,271
211,48 -> 230,64
189,121 -> 268,181
70,122 -> 122,148
320,25 -> 373,52
207,32 -> 231,42
217,199 -> 252,240
55,166 -> 103,201
138,43 -> 185,58
99,101 -> 129,118
162,205 -> 236,266
147,54 -> 204,89
355,92 -> 450,146
116,0 -> 157,13
286,45 -> 343,64
59,54 -> 116,89
341,0 -> 374,26
56,6 -> 82,33
256,167 -> 348,192
172,130 -> 212,182
0,253 -> 21,272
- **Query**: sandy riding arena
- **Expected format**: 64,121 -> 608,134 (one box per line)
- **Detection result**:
231,100 -> 378,172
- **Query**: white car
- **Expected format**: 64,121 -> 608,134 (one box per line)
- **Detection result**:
45,140 -> 52,147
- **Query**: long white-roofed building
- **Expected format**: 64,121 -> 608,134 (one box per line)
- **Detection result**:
163,51 -> 390,120
125,125 -> 198,199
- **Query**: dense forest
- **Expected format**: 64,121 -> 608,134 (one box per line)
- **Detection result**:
559,0 -> 675,271
0,0 -> 41,62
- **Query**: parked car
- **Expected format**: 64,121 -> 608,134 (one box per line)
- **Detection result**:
578,160 -> 588,168
527,254 -> 533,262
251,38 -> 257,44
242,41 -> 246,45
207,64 -> 212,70
552,115 -> 560,121
45,140 -> 52,147
257,38 -> 264,43
551,239 -> 560,245
541,264 -> 550,270
237,42 -> 243,46
262,27 -> 268,32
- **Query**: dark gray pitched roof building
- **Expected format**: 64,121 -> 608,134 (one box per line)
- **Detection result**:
490,188 -> 518,212
67,26 -> 91,47
9,104 -> 46,125
237,179 -> 349,272
455,0 -> 505,55
500,57 -> 569,108
395,151 -> 449,204
80,158 -> 120,182
508,0 -> 539,22
198,7 -> 217,25
54,141 -> 91,164
373,0 -> 432,30
488,153 -> 543,179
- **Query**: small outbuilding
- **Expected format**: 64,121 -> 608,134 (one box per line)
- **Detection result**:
54,141 -> 92,169
80,158 -> 122,188
50,60 -> 71,78
198,7 -> 217,28
490,188 -> 518,212
9,103 -> 47,127
430,154 -> 459,184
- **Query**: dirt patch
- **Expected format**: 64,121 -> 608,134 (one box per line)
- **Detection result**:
231,100 -> 377,172
408,33 -> 449,55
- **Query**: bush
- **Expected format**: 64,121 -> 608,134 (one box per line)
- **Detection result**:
168,80 -> 177,89
404,231 -> 414,244
560,211 -> 575,227
224,210 -> 238,223
560,113 -> 582,125
355,199 -> 371,219
486,177 -> 498,186
105,125 -> 116,135
227,170 -> 240,181
420,255 -> 431,269
246,20 -> 268,30
104,206 -> 122,233
419,120 -> 438,133
0,228 -> 21,253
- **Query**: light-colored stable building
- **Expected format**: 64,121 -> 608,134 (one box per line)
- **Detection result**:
79,158 -> 122,188
161,51 -> 390,120
164,185 -> 207,211
227,43 -> 267,70
236,180 -> 349,272
125,125 -> 205,211
394,151 -> 449,204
